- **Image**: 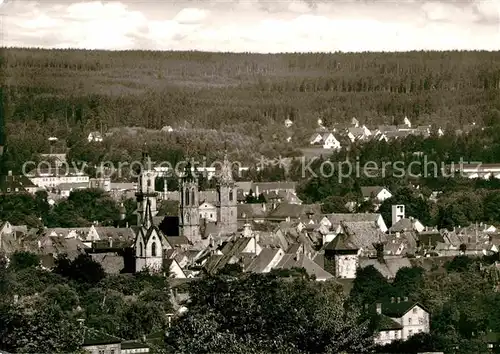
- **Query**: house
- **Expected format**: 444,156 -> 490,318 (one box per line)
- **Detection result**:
347,126 -> 371,142
320,213 -> 388,234
351,117 -> 359,127
56,182 -> 89,198
87,131 -> 103,143
360,186 -> 392,202
403,116 -> 412,128
199,202 -> 217,222
389,217 -> 425,233
89,177 -> 111,192
81,326 -> 122,354
372,298 -> 430,345
161,125 -> 174,133
284,118 -> 293,128
27,167 -> 89,189
322,133 -> 341,150
0,171 -> 39,194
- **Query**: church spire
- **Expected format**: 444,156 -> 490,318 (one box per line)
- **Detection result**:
143,196 -> 154,229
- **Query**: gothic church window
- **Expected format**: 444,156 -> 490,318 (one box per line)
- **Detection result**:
191,189 -> 195,204
229,190 -> 233,201
185,188 -> 190,205
139,243 -> 143,257
151,242 -> 157,257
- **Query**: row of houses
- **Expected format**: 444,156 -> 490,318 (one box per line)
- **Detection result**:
307,117 -> 445,150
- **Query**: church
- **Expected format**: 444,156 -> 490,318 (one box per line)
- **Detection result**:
133,150 -> 238,272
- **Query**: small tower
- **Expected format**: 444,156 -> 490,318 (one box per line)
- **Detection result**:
179,160 -> 200,243
391,204 -> 405,226
135,149 -> 158,226
216,151 -> 238,235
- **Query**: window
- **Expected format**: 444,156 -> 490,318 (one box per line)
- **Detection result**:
418,329 -> 422,333
139,243 -> 143,257
185,188 -> 190,205
229,190 -> 233,201
191,189 -> 195,205
419,318 -> 424,324
408,330 -> 413,336
151,242 -> 157,257
395,332 -> 399,339
408,318 -> 412,325
111,350 -> 115,354
6,188 -> 10,192
413,308 -> 418,314
98,350 -> 105,354
210,213 -> 213,218
147,179 -> 151,188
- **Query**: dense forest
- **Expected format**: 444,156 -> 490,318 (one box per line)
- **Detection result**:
2,48 -> 500,170
2,250 -> 500,353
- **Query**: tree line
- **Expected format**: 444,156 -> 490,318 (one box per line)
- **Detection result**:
2,48 -> 500,171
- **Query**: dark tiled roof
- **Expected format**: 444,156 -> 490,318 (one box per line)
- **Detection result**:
90,253 -> 124,274
246,248 -> 281,273
324,234 -> 359,252
360,186 -> 387,199
377,314 -> 404,331
268,203 -> 321,220
82,327 -> 122,346
378,300 -> 426,318
121,341 -> 151,349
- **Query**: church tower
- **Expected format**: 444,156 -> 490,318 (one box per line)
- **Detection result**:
136,150 -> 158,226
179,160 -> 200,243
216,152 -> 238,234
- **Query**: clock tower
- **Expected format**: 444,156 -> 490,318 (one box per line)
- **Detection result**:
136,150 -> 158,226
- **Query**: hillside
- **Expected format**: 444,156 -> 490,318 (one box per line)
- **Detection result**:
2,48 -> 500,168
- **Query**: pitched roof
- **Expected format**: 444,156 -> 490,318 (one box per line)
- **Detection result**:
82,326 -> 122,346
324,234 -> 359,252
267,203 -> 321,220
237,204 -> 268,219
359,257 -> 412,279
324,213 -> 381,225
360,186 -> 389,199
389,218 -> 421,232
246,248 -> 282,273
90,253 -> 124,274
341,221 -> 387,250
377,314 -> 404,331
378,300 -> 428,318
276,254 -> 334,281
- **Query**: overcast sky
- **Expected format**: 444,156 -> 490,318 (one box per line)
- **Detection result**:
1,0 -> 499,52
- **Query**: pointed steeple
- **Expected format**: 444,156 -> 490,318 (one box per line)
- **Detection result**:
143,197 -> 154,229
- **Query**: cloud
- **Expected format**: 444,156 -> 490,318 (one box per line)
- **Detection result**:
2,0 -> 499,52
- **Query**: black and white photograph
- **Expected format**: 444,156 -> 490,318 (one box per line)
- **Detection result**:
0,0 -> 500,353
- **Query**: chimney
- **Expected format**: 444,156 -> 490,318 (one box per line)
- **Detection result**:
391,297 -> 395,303
376,303 -> 382,314
404,296 -> 408,302
397,297 -> 401,303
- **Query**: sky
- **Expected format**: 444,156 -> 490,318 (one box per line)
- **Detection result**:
0,0 -> 499,52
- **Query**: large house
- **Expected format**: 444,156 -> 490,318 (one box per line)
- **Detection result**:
360,186 -> 392,202
372,298 -> 430,345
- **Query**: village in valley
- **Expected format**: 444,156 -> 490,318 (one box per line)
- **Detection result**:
2,109 -> 500,352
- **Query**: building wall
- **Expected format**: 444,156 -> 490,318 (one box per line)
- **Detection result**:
179,181 -> 200,243
335,254 -> 358,279
398,305 -> 430,340
30,175 -> 89,188
217,184 -> 238,235
374,329 -> 403,346
82,343 -> 121,354
199,203 -> 217,222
